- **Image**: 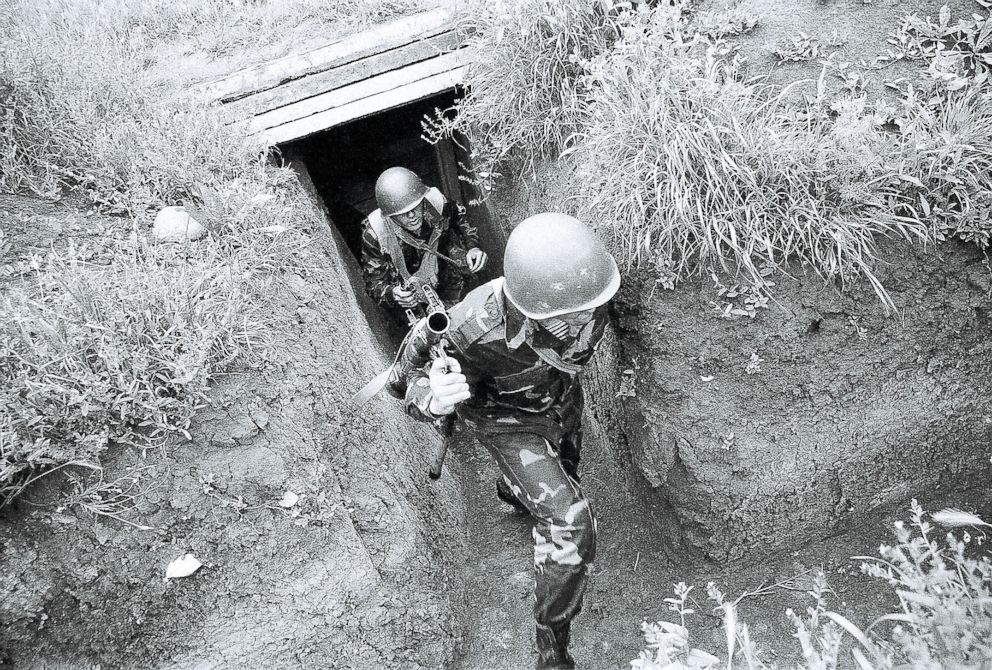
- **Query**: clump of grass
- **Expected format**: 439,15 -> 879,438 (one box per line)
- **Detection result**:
0,217 -> 295,505
887,87 -> 992,247
0,0 -> 332,504
440,0 -> 626,183
632,500 -> 992,669
0,0 -> 267,214
878,4 -> 992,249
573,5 -> 930,309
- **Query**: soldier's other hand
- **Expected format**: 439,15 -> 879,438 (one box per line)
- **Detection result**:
466,247 -> 488,273
392,285 -> 418,308
428,356 -> 470,416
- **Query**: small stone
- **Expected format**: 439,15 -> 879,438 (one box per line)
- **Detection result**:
152,206 -> 207,243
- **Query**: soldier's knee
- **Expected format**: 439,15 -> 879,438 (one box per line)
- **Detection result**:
533,495 -> 597,568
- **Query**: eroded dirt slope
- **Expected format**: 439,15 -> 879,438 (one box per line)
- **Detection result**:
617,239 -> 992,560
0,194 -> 467,668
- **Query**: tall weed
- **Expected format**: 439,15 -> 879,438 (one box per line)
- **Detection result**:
632,501 -> 992,669
441,0 -> 625,182
573,6 -> 930,307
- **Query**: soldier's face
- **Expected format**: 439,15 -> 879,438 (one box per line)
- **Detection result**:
391,202 -> 424,232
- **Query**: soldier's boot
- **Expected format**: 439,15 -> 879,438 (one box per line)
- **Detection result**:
495,477 -> 529,514
535,623 -> 575,670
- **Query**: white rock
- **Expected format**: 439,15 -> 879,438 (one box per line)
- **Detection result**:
165,553 -> 202,579
152,206 -> 207,242
279,491 -> 300,508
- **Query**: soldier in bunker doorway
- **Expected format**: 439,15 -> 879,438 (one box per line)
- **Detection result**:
360,166 -> 487,328
388,213 -> 620,670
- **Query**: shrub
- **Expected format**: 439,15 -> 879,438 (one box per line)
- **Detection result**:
0,174 -> 312,505
439,0 -> 626,183
632,501 -> 992,669
573,5 -> 930,308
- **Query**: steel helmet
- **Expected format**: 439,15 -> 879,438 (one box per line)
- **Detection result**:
375,167 -> 428,217
503,213 -> 620,319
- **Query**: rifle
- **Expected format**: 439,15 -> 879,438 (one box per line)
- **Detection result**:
401,279 -> 454,480
402,277 -> 449,339
352,278 -> 453,480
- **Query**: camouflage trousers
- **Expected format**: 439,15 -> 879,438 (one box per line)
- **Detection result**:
476,430 -> 597,629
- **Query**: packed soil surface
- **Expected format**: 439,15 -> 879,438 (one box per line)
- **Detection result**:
614,236 -> 992,561
2,192 -> 991,670
441,402 -> 992,670
3,1 -> 992,662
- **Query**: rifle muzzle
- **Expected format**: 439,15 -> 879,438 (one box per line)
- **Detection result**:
426,309 -> 448,336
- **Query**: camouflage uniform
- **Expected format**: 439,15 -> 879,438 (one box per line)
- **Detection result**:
389,278 -> 607,635
360,192 -> 478,323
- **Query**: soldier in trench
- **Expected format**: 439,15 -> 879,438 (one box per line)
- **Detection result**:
360,166 -> 487,328
388,213 -> 620,670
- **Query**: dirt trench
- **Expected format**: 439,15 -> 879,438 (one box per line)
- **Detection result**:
2,179 -> 992,669
0,193 -> 468,669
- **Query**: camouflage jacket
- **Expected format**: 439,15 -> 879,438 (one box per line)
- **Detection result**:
360,197 -> 477,306
389,278 -> 608,441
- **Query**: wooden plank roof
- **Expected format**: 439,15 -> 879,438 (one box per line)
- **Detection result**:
200,8 -> 469,145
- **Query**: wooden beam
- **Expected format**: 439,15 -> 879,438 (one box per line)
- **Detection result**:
248,50 -> 465,136
198,8 -> 456,104
257,66 -> 466,144
222,30 -> 464,124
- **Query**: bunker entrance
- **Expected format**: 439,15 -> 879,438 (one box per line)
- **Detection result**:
282,91 -> 502,277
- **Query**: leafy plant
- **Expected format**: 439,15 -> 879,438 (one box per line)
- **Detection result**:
632,501 -> 992,669
431,0 -> 628,187
883,5 -> 992,87
572,5 -> 928,309
772,32 -> 821,62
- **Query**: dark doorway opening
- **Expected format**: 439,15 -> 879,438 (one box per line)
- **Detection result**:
282,90 -> 502,278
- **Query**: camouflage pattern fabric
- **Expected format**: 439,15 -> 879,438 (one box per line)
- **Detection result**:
480,430 -> 596,630
389,278 -> 610,633
360,198 -> 477,315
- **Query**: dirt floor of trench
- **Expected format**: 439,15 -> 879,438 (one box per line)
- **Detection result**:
443,406 -> 992,670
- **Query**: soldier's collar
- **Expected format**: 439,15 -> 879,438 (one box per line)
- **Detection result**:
504,300 -> 565,352
503,299 -> 529,349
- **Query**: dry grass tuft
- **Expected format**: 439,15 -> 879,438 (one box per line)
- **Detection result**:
573,6 -> 932,309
